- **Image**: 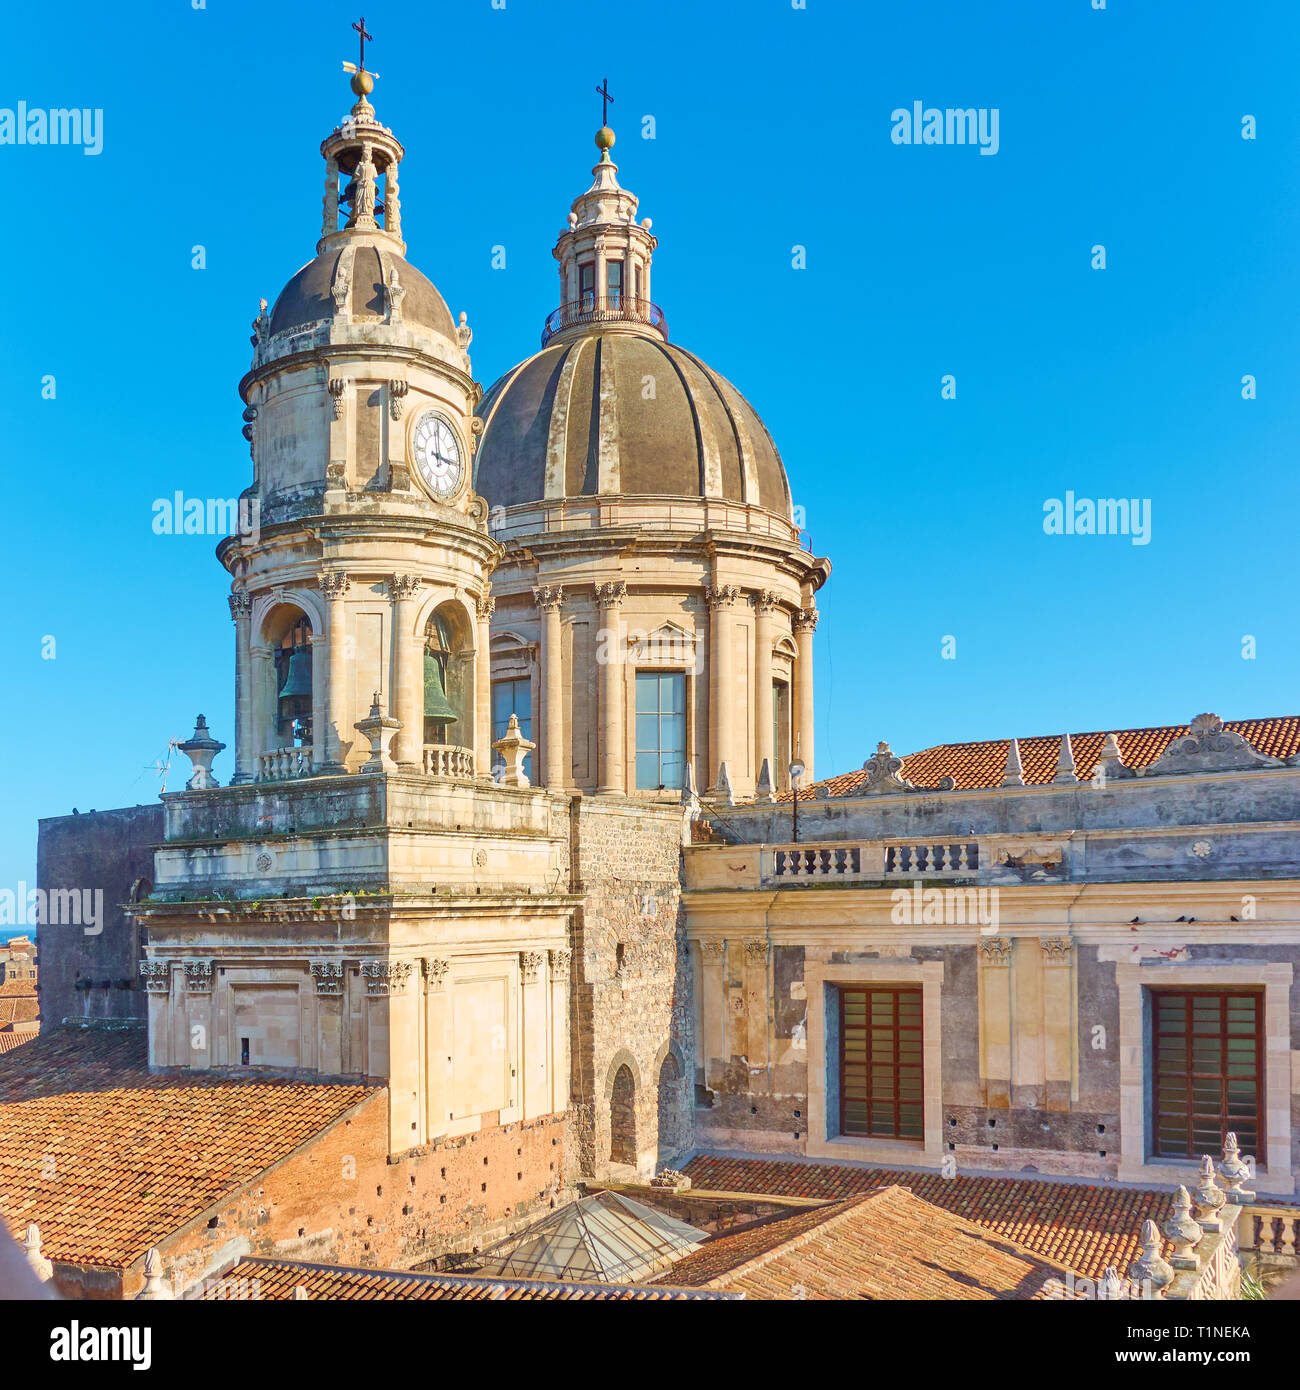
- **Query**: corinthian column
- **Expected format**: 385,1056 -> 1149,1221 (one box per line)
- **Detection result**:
475,593 -> 494,778
228,591 -> 254,783
752,591 -> 777,791
534,585 -> 566,790
793,607 -> 818,783
596,581 -> 627,793
319,571 -> 350,773
389,574 -> 423,771
707,584 -> 741,793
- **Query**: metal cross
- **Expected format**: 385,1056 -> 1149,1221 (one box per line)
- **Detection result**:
353,15 -> 373,70
596,77 -> 614,125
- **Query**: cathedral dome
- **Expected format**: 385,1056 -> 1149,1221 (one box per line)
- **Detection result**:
268,244 -> 457,340
474,331 -> 793,515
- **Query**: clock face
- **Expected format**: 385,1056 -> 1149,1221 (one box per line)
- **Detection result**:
411,411 -> 464,499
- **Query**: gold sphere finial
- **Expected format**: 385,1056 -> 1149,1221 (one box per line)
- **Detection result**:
350,69 -> 375,98
595,125 -> 615,153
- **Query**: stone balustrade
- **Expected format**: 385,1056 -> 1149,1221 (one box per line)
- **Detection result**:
256,747 -> 315,782
1238,1205 -> 1300,1263
423,744 -> 476,779
766,839 -> 978,884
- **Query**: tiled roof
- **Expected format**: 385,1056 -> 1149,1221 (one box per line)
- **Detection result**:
0,1027 -> 378,1270
655,1187 -> 1076,1299
789,715 -> 1300,798
0,1028 -> 37,1055
681,1156 -> 1172,1282
211,1257 -> 739,1301
0,983 -> 38,1029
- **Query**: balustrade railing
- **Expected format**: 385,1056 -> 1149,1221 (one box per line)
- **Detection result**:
767,839 -> 979,883
1239,1206 -> 1300,1261
256,746 -> 314,782
424,744 -> 476,779
541,296 -> 668,346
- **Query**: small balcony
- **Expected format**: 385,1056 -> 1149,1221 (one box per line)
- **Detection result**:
423,744 -> 476,779
541,296 -> 668,347
256,746 -> 315,782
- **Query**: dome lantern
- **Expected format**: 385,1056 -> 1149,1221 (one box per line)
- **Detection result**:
545,98 -> 664,348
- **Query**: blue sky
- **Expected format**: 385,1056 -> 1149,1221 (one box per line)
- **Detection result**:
3,0 -> 1299,893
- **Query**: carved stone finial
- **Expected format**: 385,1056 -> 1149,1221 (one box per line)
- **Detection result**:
1218,1131 -> 1253,1201
1193,1153 -> 1227,1223
1162,1186 -> 1204,1267
493,713 -> 536,788
23,1224 -> 52,1283
457,310 -> 473,351
177,715 -> 226,790
755,758 -> 776,804
681,760 -> 699,808
1053,733 -> 1078,784
354,695 -> 402,774
1001,738 -> 1025,788
713,762 -> 735,806
1127,1219 -> 1173,1296
1093,732 -> 1134,783
135,1247 -> 174,1301
1097,1265 -> 1126,1300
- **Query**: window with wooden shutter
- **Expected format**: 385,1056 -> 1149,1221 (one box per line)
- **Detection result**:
839,986 -> 923,1140
1152,989 -> 1262,1161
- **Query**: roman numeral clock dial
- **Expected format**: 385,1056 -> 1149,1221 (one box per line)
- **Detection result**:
411,409 -> 464,500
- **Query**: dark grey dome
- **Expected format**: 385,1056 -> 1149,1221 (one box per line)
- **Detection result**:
473,332 -> 792,515
268,244 -> 457,340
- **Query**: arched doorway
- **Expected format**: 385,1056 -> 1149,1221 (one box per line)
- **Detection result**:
609,1064 -> 637,1166
656,1050 -> 687,1162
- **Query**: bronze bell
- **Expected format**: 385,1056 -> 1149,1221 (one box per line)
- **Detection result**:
277,648 -> 313,701
423,649 -> 459,723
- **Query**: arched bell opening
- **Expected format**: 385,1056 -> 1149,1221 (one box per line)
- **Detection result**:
258,605 -> 316,774
422,601 -> 475,778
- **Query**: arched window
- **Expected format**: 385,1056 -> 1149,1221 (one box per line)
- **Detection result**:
274,614 -> 313,746
610,1064 -> 637,1167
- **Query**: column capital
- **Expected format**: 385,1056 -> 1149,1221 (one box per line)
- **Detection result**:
475,591 -> 496,620
751,589 -> 780,615
182,959 -> 214,994
794,606 -> 819,633
360,959 -> 413,995
309,960 -> 345,996
521,950 -> 546,984
1040,936 -> 1074,964
978,936 -> 1013,967
595,580 -> 627,609
319,570 -> 350,600
388,572 -> 423,600
549,949 -> 571,982
705,584 -> 742,611
228,590 -> 253,621
139,959 -> 172,993
422,956 -> 450,992
533,584 -> 566,611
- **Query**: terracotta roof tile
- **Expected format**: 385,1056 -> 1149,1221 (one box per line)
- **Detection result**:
655,1187 -> 1077,1299
0,1028 -> 37,1055
0,1027 -> 378,1270
681,1156 -> 1173,1283
789,715 -> 1300,798
211,1257 -> 738,1301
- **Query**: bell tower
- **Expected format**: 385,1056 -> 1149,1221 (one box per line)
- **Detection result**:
221,54 -> 500,784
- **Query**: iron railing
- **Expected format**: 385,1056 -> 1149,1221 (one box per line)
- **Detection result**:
542,296 -> 668,346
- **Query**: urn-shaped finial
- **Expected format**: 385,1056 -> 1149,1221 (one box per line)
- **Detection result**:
1127,1219 -> 1173,1297
1219,1131 -> 1251,1199
1194,1153 -> 1227,1221
1162,1186 -> 1204,1266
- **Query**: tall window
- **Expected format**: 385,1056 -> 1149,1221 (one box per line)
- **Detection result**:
839,986 -> 923,1140
492,677 -> 533,782
773,680 -> 790,782
1152,990 -> 1262,1160
635,671 -> 686,790
607,260 -> 624,308
578,262 -> 595,310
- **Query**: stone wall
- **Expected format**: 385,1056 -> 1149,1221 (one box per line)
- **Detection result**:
36,805 -> 163,1027
566,794 -> 693,1180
